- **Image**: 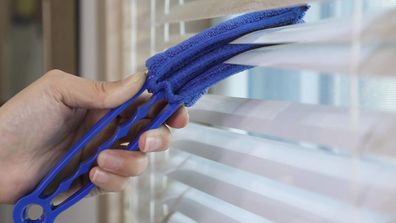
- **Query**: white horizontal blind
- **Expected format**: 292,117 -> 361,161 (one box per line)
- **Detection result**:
126,0 -> 396,223
228,7 -> 396,76
156,0 -> 318,24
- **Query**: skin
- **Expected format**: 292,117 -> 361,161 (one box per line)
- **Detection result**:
0,70 -> 189,204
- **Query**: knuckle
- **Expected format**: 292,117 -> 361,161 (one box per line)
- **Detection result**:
36,70 -> 68,102
41,69 -> 67,90
94,80 -> 107,94
93,80 -> 108,107
43,69 -> 65,81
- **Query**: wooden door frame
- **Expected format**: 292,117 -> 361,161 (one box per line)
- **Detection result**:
42,0 -> 78,74
0,0 -> 11,104
1,0 -> 78,99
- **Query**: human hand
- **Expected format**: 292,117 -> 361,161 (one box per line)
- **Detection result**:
0,70 -> 189,204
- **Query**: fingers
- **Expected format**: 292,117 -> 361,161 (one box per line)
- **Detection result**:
43,70 -> 147,109
91,150 -> 148,192
146,101 -> 189,129
90,110 -> 187,192
97,150 -> 148,177
120,106 -> 188,152
139,125 -> 171,153
166,106 -> 189,129
89,167 -> 129,192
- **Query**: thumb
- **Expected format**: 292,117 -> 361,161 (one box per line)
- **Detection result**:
49,70 -> 147,109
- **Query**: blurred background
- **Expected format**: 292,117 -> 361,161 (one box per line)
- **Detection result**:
2,0 -> 396,223
0,0 -> 77,104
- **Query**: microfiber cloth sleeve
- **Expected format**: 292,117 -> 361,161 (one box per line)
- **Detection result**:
146,5 -> 309,106
178,64 -> 252,106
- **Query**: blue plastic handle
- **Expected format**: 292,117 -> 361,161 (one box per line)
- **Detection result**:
13,84 -> 181,223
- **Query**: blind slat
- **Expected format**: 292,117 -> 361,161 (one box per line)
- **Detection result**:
163,153 -> 390,223
232,8 -> 396,44
168,212 -> 198,223
158,34 -> 194,52
170,124 -> 396,213
165,182 -> 270,223
226,43 -> 396,76
157,0 -> 315,25
189,95 -> 396,156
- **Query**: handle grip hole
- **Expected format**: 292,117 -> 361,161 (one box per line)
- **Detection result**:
26,204 -> 44,221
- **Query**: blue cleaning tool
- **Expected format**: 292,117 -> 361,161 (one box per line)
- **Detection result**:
13,5 -> 308,223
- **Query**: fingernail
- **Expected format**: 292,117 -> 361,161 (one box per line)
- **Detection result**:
144,137 -> 162,152
93,169 -> 109,184
101,151 -> 123,171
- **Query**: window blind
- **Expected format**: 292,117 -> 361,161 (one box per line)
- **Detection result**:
227,8 -> 396,76
156,0 -> 317,24
125,1 -> 396,223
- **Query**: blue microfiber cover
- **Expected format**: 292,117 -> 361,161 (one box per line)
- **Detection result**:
146,5 -> 309,107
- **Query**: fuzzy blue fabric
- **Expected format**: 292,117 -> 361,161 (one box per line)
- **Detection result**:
146,5 -> 309,106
